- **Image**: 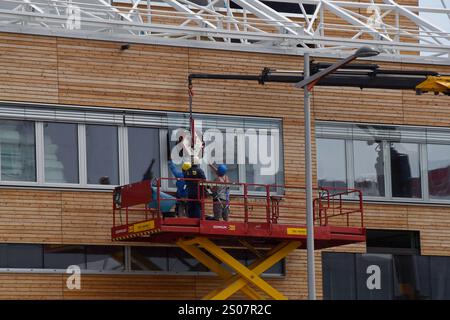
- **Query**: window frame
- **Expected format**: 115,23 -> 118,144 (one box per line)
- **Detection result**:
316,121 -> 450,205
0,102 -> 285,195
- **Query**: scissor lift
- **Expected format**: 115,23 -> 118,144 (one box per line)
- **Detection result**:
111,178 -> 365,300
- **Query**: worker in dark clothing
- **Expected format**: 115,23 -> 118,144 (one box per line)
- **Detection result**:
184,157 -> 206,218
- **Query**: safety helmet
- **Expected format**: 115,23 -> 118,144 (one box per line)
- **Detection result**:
217,164 -> 228,176
182,162 -> 192,171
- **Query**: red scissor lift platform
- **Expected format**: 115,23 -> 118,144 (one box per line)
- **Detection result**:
111,178 -> 365,300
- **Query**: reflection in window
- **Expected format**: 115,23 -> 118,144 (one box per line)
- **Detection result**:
245,129 -> 283,192
427,144 -> 450,200
5,244 -> 43,268
353,140 -> 385,197
131,246 -> 167,271
0,120 -> 36,182
44,123 -> 79,183
43,245 -> 86,269
390,143 -> 421,198
86,125 -> 119,185
128,127 -> 160,183
317,138 -> 347,188
168,248 -> 208,272
86,246 -> 124,271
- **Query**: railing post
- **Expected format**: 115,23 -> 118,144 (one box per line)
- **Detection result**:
244,184 -> 249,223
200,180 -> 205,220
265,185 -> 270,224
157,178 -> 161,220
359,190 -> 364,228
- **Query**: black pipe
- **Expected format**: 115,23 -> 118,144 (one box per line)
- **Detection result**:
188,66 -> 440,91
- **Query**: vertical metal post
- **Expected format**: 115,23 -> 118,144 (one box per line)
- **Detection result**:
304,53 -> 316,300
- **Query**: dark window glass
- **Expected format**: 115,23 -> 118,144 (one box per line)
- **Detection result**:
0,120 -> 36,182
430,256 -> 450,299
130,246 -> 167,271
128,127 -> 160,183
366,229 -> 420,255
246,250 -> 285,276
0,244 -> 6,268
44,122 -> 79,183
86,246 -> 124,271
168,247 -> 208,272
317,138 -> 347,188
354,140 -> 385,197
393,255 -> 431,300
390,143 -> 421,198
86,125 -> 119,185
427,144 -> 450,200
5,244 -> 43,268
322,252 -> 357,300
43,245 -> 86,269
230,1 -> 316,14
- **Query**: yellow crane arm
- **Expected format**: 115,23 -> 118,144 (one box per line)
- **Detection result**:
416,76 -> 450,95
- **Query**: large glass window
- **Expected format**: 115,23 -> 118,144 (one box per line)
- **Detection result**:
86,246 -> 124,271
317,138 -> 347,188
427,144 -> 450,200
43,245 -> 86,269
86,125 -> 119,185
44,122 -> 79,184
0,120 -> 36,182
128,127 -> 160,183
390,143 -> 421,198
353,140 -> 385,197
316,121 -> 450,203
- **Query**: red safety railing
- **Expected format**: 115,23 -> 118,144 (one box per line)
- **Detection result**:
112,178 -> 364,229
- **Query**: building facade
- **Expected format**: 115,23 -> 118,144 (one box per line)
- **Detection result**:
0,0 -> 449,299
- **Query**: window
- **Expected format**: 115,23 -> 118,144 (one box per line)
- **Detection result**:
128,127 -> 160,183
427,144 -> 450,200
86,125 -> 119,185
316,121 -> 450,203
390,143 -> 421,198
43,245 -> 86,269
1,244 -> 43,268
0,120 -> 36,182
0,103 -> 284,193
86,246 -> 124,271
317,138 -> 347,188
366,229 -> 421,255
353,140 -> 384,197
44,122 -> 79,183
322,252 -> 450,300
0,243 -> 285,276
131,246 -> 167,271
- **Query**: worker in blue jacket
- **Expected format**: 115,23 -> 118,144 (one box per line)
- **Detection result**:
168,160 -> 191,217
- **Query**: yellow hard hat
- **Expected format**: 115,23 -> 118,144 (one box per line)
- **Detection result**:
182,162 -> 192,171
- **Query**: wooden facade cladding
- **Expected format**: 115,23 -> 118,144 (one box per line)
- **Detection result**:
0,26 -> 449,299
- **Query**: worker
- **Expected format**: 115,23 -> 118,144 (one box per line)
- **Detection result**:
168,160 -> 191,217
209,164 -> 230,221
184,156 -> 206,218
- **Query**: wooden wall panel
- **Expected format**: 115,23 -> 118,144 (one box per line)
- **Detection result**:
0,33 -> 58,103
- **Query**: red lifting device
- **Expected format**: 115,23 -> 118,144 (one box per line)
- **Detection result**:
111,178 -> 365,300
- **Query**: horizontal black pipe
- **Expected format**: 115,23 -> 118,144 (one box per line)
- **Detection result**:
189,71 -> 429,90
